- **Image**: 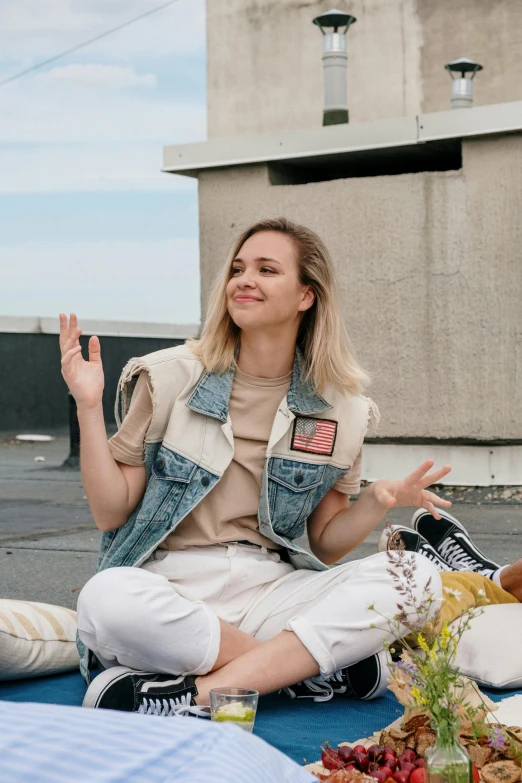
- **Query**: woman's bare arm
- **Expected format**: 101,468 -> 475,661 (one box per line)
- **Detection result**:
308,461 -> 452,565
77,403 -> 146,532
59,313 -> 146,532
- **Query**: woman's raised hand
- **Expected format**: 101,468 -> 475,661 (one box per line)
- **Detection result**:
371,460 -> 452,520
59,313 -> 105,409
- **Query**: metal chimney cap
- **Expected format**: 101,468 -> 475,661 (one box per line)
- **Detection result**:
445,57 -> 483,77
313,9 -> 357,33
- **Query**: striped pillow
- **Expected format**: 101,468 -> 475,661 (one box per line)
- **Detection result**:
0,599 -> 79,680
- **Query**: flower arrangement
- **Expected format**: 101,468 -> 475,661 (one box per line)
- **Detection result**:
307,537 -> 521,783
370,542 -> 522,781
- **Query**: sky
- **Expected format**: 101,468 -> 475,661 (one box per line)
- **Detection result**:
0,0 -> 206,325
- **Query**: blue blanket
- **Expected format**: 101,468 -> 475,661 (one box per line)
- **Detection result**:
0,672 -> 518,765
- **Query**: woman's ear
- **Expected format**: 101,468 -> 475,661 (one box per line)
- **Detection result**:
298,285 -> 316,313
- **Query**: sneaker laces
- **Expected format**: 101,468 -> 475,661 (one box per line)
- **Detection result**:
438,537 -> 485,571
281,677 -> 334,702
417,546 -> 451,572
138,692 -> 208,717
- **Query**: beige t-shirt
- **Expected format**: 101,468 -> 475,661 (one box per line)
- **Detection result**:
108,369 -> 362,550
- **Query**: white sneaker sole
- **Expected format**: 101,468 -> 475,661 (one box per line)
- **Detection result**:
82,665 -> 144,709
377,525 -> 401,553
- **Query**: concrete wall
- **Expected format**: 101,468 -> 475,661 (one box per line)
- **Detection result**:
0,333 -> 185,432
197,133 -> 522,441
207,0 -> 522,137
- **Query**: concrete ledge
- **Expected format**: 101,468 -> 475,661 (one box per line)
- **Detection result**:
363,443 -> 522,487
163,100 -> 522,176
0,315 -> 200,340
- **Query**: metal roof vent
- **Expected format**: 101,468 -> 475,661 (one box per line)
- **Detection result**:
313,9 -> 356,125
445,57 -> 483,109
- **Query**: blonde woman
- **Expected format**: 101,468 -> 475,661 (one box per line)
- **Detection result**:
61,218 -> 450,716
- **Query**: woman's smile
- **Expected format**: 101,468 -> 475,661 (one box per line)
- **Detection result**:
234,294 -> 263,303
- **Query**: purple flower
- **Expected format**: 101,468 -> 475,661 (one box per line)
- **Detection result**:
487,728 -> 505,750
396,661 -> 417,674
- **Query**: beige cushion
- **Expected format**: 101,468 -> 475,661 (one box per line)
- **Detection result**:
0,599 -> 79,680
455,603 -> 522,689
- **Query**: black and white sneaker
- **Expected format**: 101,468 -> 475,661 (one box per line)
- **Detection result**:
281,649 -> 390,702
378,525 -> 451,572
412,508 -> 500,578
82,666 -> 210,718
326,649 -> 391,701
281,676 -> 334,702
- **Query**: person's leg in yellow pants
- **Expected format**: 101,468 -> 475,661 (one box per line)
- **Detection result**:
438,571 -> 519,628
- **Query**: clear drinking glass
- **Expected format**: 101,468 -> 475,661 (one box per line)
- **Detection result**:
209,687 -> 259,733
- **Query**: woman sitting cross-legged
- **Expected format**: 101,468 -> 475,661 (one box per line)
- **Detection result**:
62,218 -> 484,716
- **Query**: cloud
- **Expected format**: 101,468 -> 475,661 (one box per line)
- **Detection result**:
0,144 -> 196,193
0,237 -> 201,324
0,0 -> 206,195
0,86 -> 206,143
0,0 -> 205,64
37,63 -> 156,88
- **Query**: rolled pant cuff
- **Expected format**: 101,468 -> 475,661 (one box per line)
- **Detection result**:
286,615 -> 337,678
184,603 -> 221,677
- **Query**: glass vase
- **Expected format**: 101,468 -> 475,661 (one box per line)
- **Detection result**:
425,731 -> 472,783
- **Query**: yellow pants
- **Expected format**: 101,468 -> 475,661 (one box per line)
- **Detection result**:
438,570 -> 519,627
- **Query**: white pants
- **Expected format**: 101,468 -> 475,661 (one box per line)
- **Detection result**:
77,544 -> 441,678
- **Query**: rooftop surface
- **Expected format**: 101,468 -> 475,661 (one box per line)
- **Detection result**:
1,435 -> 521,610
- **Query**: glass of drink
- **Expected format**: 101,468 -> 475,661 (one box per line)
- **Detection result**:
209,687 -> 259,733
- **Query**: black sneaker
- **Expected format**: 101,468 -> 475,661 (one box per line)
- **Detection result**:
412,508 -> 500,577
82,666 -> 210,717
281,649 -> 390,702
378,524 -> 452,572
326,649 -> 391,701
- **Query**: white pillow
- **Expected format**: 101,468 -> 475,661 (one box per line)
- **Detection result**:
455,603 -> 522,689
0,599 -> 79,680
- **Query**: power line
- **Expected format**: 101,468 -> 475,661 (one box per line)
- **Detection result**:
0,0 -> 183,89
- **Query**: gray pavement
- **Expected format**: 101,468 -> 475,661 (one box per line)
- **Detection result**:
1,434 -> 521,610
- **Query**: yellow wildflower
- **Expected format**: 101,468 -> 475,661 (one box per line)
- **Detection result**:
417,633 -> 430,653
411,686 -> 422,703
410,686 -> 428,706
440,622 -> 451,650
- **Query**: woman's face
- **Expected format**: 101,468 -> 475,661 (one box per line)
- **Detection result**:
226,230 -> 314,332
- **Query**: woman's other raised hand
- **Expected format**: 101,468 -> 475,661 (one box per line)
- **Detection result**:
59,313 -> 104,409
370,460 -> 452,520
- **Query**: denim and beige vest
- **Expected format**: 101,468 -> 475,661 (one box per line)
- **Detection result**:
79,344 -> 378,680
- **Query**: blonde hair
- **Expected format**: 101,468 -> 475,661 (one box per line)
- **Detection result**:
187,217 -> 369,395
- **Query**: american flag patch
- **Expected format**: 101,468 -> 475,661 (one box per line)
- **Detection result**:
291,417 -> 337,456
